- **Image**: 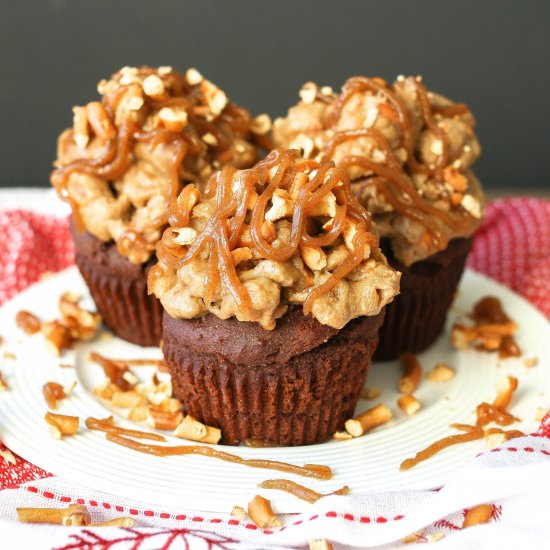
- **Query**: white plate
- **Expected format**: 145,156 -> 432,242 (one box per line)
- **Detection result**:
0,267 -> 549,513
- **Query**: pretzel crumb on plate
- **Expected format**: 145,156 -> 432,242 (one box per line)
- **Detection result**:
44,412 -> 79,439
450,296 -> 521,359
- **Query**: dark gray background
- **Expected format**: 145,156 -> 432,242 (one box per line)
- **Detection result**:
2,0 -> 549,190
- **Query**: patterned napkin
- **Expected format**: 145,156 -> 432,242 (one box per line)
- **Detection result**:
0,190 -> 549,549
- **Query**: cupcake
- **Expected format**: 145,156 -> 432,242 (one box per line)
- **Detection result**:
272,76 -> 484,359
51,66 -> 261,346
149,148 -> 400,445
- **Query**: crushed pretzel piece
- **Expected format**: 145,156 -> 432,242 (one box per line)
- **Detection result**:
0,448 -> 16,465
44,412 -> 79,439
0,371 -> 8,391
92,380 -> 123,400
111,390 -> 145,409
426,363 -> 455,382
462,504 -> 493,527
58,292 -> 101,341
345,404 -> 392,437
90,517 -> 137,527
42,321 -> 73,356
399,353 -> 421,394
146,408 -> 183,431
43,382 -> 68,410
3,351 -> 16,360
231,506 -> 247,521
89,352 -> 137,392
484,428 -> 524,449
309,540 -> 334,550
403,533 -> 423,544
361,387 -> 381,400
535,407 -> 548,421
397,394 -> 421,416
16,310 -> 41,334
127,405 -> 148,422
426,533 -> 445,543
524,357 -> 538,368
332,430 -> 353,441
450,297 -> 521,359
173,415 -> 221,444
247,495 -> 282,529
17,504 -> 91,526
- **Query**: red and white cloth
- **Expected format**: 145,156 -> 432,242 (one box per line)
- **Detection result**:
1,190 -> 550,549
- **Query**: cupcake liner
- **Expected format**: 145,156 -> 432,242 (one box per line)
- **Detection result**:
374,238 -> 472,361
71,224 -> 163,347
163,310 -> 385,446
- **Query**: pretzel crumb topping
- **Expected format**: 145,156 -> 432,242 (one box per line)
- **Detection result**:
247,495 -> 282,529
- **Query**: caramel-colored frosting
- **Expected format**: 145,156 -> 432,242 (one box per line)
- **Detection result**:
272,77 -> 485,266
51,66 -> 261,264
149,148 -> 400,329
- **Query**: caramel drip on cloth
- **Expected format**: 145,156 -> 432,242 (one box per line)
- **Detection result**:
154,148 -> 378,318
106,433 -> 332,479
322,77 -> 474,250
258,479 -> 349,503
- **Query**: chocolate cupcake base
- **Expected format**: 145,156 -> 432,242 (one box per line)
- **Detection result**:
374,238 -> 472,361
71,223 -> 163,347
163,309 -> 385,446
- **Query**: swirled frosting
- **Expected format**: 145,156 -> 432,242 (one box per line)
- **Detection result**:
51,66 -> 262,264
272,76 -> 484,266
148,148 -> 400,330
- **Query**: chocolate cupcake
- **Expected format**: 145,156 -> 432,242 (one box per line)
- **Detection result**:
51,66 -> 261,346
272,76 -> 484,359
149,148 -> 400,445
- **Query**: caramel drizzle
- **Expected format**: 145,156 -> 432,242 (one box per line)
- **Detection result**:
51,69 -> 249,237
86,417 -> 166,442
400,377 -> 520,471
156,148 -> 377,317
322,76 -> 475,248
106,433 -> 332,479
258,479 -> 349,503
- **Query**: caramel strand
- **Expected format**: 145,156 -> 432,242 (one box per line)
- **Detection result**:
51,67 -> 256,260
400,425 -> 484,471
321,76 -> 475,248
106,433 -> 332,479
86,417 -> 166,442
258,479 -> 349,503
154,148 -> 376,315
